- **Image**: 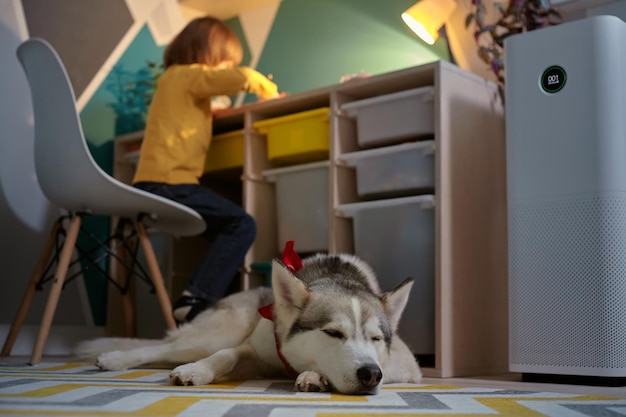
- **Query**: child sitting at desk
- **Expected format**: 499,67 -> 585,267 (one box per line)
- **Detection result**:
132,16 -> 280,324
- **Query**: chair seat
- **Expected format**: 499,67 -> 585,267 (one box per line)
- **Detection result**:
47,170 -> 206,236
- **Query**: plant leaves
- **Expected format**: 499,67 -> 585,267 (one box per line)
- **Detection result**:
465,0 -> 563,104
478,46 -> 491,63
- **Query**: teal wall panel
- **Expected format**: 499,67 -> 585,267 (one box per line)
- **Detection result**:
227,18 -> 252,66
255,0 -> 448,96
81,24 -> 163,148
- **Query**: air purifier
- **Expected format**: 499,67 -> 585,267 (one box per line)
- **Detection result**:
506,15 -> 626,383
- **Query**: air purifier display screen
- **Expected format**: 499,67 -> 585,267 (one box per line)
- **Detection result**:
540,65 -> 567,94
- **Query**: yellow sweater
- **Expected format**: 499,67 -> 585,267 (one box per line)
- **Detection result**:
133,64 -> 278,185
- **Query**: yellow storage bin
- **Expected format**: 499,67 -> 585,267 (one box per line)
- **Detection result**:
204,130 -> 244,173
253,107 -> 330,165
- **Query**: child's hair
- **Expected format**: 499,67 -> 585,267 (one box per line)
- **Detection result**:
163,16 -> 243,68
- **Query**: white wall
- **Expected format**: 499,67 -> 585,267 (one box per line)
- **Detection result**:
0,0 -> 100,356
552,0 -> 626,21
586,0 -> 626,19
0,0 -> 52,326
0,2 -> 52,229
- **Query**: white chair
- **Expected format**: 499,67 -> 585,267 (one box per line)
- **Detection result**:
1,38 -> 206,365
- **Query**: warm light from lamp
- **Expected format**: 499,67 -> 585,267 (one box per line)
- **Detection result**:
402,0 -> 457,45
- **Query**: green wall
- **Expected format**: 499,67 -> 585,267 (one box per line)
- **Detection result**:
256,0 -> 448,96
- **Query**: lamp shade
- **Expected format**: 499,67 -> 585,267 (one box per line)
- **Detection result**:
402,0 -> 457,45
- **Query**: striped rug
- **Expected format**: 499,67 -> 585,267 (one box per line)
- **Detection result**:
0,362 -> 624,416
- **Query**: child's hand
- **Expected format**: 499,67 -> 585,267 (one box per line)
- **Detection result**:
262,74 -> 287,99
259,92 -> 287,101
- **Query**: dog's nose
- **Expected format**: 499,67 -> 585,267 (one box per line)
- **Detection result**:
357,365 -> 382,389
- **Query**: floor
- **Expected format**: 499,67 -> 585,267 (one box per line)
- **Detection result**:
426,373 -> 626,398
2,355 -> 626,398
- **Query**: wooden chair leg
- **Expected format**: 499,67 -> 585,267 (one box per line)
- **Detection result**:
111,219 -> 136,337
136,222 -> 177,330
1,219 -> 63,357
30,215 -> 82,365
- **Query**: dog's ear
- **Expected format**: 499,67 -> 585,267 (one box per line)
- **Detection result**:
271,259 -> 310,310
381,278 -> 413,332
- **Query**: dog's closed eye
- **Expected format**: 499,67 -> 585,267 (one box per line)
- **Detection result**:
323,329 -> 345,339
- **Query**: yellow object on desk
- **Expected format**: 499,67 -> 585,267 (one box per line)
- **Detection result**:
253,107 -> 330,165
204,130 -> 245,173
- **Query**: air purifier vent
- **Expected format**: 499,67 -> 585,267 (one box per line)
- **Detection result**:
510,195 -> 626,370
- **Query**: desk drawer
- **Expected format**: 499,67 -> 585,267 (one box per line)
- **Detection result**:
340,140 -> 435,199
205,130 -> 244,173
341,87 -> 434,148
254,108 -> 330,165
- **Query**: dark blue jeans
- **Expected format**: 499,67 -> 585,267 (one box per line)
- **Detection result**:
134,182 -> 256,305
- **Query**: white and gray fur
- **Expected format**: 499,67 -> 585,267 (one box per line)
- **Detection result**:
75,253 -> 422,394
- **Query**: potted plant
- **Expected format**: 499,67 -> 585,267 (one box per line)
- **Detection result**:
466,0 -> 562,99
106,61 -> 163,135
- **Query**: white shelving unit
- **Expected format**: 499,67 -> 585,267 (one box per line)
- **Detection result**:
113,60 -> 507,377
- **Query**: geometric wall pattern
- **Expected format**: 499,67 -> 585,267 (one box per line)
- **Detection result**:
80,0 -> 448,147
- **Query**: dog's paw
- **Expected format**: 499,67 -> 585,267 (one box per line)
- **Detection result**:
170,363 -> 214,386
96,351 -> 130,371
296,371 -> 332,392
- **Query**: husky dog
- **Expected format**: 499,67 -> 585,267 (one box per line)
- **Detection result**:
75,253 -> 422,394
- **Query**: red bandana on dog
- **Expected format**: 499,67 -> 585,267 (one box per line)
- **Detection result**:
280,240 -> 303,272
258,240 -> 302,378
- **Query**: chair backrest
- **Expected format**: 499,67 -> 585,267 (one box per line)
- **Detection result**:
16,38 -> 106,209
16,38 -> 206,236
